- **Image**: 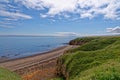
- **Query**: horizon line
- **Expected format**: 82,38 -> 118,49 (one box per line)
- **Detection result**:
0,34 -> 119,37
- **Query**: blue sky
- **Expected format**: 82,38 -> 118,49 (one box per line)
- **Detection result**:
0,0 -> 120,36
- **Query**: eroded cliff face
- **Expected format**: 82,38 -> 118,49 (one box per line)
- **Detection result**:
14,58 -> 58,80
56,58 -> 69,80
21,58 -> 69,80
69,37 -> 96,45
69,39 -> 88,45
20,57 -> 69,80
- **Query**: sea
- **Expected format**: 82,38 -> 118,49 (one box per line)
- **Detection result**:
0,36 -> 76,59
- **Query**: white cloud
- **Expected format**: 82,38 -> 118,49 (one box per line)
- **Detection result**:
0,1 -> 32,20
15,0 -> 120,19
0,10 -> 32,20
14,0 -> 44,10
0,0 -> 33,28
0,25 -> 14,28
55,32 -> 78,36
0,0 -> 9,3
107,26 -> 120,33
40,14 -> 47,18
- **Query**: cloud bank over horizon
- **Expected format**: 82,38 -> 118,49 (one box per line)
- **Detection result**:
107,26 -> 120,33
55,32 -> 79,36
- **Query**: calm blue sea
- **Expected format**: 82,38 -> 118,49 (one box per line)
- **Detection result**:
0,36 -> 75,59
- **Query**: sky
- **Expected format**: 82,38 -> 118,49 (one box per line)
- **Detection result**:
0,0 -> 120,36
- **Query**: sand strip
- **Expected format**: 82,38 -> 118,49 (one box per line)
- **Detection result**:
0,45 -> 76,71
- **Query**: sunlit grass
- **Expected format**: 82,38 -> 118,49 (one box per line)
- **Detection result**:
0,67 -> 22,80
55,36 -> 120,80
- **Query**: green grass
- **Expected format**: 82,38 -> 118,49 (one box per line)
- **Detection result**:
54,36 -> 120,80
0,67 -> 22,80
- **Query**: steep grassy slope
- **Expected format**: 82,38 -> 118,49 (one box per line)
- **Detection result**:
0,67 -> 22,80
54,36 -> 120,80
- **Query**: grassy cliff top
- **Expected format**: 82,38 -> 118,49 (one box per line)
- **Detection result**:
0,67 -> 22,80
53,36 -> 120,80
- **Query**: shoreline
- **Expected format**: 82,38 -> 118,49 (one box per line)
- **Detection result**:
0,45 -> 76,71
0,45 -> 67,63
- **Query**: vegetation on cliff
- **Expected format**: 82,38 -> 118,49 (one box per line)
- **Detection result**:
54,36 -> 120,80
0,67 -> 22,80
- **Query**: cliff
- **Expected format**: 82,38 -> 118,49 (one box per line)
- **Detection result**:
54,36 -> 120,80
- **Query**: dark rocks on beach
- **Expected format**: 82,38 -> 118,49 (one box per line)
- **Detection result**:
1,55 -> 7,58
37,45 -> 51,47
14,53 -> 20,56
62,43 -> 69,45
0,56 -> 9,62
